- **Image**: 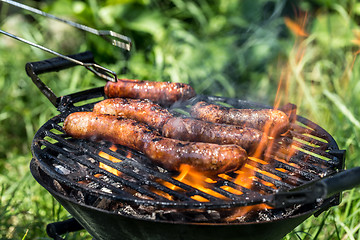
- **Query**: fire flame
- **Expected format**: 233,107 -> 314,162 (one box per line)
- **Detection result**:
284,17 -> 308,37
98,145 -> 122,176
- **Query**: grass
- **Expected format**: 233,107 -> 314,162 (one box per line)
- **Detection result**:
1,0 -> 360,239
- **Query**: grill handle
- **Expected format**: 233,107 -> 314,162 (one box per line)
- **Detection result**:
46,218 -> 84,240
25,51 -> 95,108
320,166 -> 360,198
274,167 -> 360,208
26,51 -> 95,75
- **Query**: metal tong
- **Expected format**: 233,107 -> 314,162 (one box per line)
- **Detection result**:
0,0 -> 132,82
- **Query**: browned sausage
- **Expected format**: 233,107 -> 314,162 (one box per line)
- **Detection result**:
104,79 -> 196,106
63,112 -> 247,174
162,117 -> 266,154
93,98 -> 172,130
190,101 -> 290,136
93,98 -> 267,154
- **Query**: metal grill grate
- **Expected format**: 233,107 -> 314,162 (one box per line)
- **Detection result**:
31,90 -> 343,210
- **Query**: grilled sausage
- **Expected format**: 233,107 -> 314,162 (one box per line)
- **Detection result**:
190,101 -> 290,136
104,79 -> 196,106
63,112 -> 247,174
162,117 -> 266,154
93,98 -> 172,130
93,98 -> 267,154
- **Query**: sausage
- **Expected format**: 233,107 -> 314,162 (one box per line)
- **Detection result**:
190,101 -> 290,136
93,98 -> 172,130
93,98 -> 267,154
63,112 -> 247,174
104,79 -> 196,106
162,117 -> 266,155
63,112 -> 151,150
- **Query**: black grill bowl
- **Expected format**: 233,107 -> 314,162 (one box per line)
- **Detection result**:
30,158 -> 336,240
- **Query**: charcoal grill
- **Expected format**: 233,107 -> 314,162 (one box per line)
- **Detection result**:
25,52 -> 360,240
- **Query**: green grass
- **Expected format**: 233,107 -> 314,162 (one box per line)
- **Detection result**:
1,0 -> 360,239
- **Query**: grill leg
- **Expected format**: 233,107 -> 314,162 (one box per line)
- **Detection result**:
46,218 -> 84,240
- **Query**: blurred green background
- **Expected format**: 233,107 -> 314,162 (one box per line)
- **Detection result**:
1,0 -> 360,239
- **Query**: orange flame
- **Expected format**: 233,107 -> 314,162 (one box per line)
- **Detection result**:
98,145 -> 122,176
174,165 -> 228,202
284,16 -> 308,37
167,164 -> 274,220
276,10 -> 309,111
225,203 -> 272,222
349,29 -> 360,76
351,29 -> 360,46
154,164 -> 228,201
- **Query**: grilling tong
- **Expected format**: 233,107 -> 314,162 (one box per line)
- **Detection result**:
3,0 -> 360,209
0,0 -> 130,83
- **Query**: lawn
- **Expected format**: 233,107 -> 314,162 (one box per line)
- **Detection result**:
1,0 -> 360,239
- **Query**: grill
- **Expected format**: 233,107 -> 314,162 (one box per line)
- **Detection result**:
31,84 -> 342,210
25,52 -> 360,240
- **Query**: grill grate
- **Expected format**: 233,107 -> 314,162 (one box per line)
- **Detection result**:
31,89 -> 343,210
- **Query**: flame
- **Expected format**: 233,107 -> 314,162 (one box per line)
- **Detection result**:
351,29 -> 360,46
98,145 -> 122,176
174,165 -> 228,201
153,165 -> 190,200
154,164 -> 228,201
348,29 -> 360,76
260,10 -> 312,167
275,10 -> 309,111
222,164 -> 273,221
252,124 -> 272,159
225,203 -> 272,222
155,164 -> 274,220
171,164 -> 270,219
284,15 -> 308,37
273,64 -> 288,110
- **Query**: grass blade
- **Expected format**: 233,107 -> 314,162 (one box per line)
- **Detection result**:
323,89 -> 360,129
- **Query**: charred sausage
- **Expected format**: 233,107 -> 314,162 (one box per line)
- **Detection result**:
93,98 -> 267,153
190,101 -> 290,136
104,79 -> 196,106
63,112 -> 247,174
